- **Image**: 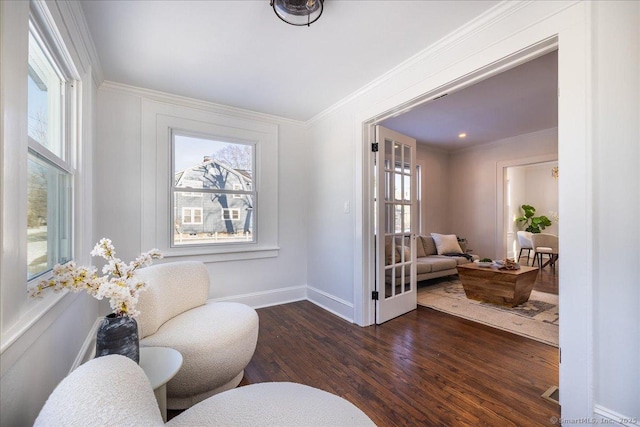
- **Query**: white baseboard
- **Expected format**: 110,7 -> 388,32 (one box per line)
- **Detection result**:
306,285 -> 354,323
212,284 -> 354,321
69,317 -> 101,373
211,285 -> 307,309
594,405 -> 639,426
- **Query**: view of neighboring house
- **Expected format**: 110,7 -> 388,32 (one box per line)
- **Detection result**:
174,156 -> 253,244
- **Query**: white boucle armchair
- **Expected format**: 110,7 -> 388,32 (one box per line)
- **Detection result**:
135,261 -> 259,409
35,355 -> 375,426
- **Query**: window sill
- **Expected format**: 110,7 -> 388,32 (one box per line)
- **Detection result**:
161,245 -> 280,263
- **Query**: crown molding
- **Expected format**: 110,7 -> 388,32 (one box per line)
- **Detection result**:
100,80 -> 307,128
46,0 -> 104,86
307,1 -> 570,125
63,1 -> 104,85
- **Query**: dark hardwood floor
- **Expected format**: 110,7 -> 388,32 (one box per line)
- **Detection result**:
240,299 -> 560,426
519,255 -> 559,294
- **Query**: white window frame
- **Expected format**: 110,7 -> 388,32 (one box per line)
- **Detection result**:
182,207 -> 203,225
171,131 -> 256,247
141,99 -> 279,262
180,179 -> 203,197
26,19 -> 76,282
221,208 -> 241,220
1,0 -> 86,358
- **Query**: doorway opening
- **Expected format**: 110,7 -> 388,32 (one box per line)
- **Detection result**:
363,43 -> 559,347
362,43 -> 558,324
503,160 -> 559,261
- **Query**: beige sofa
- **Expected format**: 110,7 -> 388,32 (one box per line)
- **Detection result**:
415,235 -> 478,281
386,234 -> 478,282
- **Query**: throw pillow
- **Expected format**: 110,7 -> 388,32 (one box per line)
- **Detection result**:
430,233 -> 463,255
421,236 -> 437,255
392,246 -> 410,263
415,235 -> 426,258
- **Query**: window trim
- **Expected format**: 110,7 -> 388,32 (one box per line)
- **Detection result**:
1,0 -> 88,359
141,98 -> 279,262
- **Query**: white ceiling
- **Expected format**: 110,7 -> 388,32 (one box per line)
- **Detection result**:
80,0 -> 500,121
81,1 -> 556,149
381,50 -> 558,150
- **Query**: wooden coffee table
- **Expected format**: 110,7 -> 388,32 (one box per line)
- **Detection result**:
457,263 -> 539,307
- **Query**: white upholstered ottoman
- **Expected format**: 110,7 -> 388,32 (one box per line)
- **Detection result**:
35,355 -> 376,427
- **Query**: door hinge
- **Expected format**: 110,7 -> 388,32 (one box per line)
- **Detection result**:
372,291 -> 379,300
371,142 -> 379,152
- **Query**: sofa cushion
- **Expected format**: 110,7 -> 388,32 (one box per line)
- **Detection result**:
415,259 -> 433,274
431,254 -> 474,266
417,257 -> 457,272
430,233 -> 463,255
420,236 -> 438,256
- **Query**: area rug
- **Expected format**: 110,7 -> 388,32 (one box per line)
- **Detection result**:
417,277 -> 559,347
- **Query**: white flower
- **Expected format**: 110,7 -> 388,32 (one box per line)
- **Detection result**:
28,239 -> 161,318
90,238 -> 116,259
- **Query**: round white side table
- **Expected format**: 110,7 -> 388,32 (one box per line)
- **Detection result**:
139,347 -> 183,422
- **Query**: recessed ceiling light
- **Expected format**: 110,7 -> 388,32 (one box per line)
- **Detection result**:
458,132 -> 467,139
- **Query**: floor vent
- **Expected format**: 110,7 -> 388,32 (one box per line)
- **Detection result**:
542,386 -> 560,405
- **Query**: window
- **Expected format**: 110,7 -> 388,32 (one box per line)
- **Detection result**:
26,20 -> 75,281
172,133 -> 255,246
233,184 -> 243,198
182,207 -> 203,225
222,209 -> 240,220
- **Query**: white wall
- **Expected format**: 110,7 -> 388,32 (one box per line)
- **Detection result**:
448,128 -> 558,259
523,163 -> 559,235
416,145 -> 450,235
592,0 -> 640,420
305,110 -> 356,318
308,0 -> 638,421
0,1 -> 99,426
95,84 -> 309,307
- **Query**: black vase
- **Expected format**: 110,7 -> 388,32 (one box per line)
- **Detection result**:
95,314 -> 140,364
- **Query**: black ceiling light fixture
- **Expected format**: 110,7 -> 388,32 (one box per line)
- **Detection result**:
270,0 -> 323,27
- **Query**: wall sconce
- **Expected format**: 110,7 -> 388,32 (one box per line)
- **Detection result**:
551,166 -> 559,179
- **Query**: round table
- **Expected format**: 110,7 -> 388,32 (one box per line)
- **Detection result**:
139,347 -> 183,422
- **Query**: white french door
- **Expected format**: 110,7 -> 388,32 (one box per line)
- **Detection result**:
375,126 -> 418,324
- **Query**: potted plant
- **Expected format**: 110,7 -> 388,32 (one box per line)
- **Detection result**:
516,204 -> 552,233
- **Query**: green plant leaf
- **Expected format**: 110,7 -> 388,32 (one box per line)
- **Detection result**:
521,204 -> 536,218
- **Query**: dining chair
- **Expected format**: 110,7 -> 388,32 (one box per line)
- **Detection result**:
516,231 -> 534,264
530,233 -> 559,269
